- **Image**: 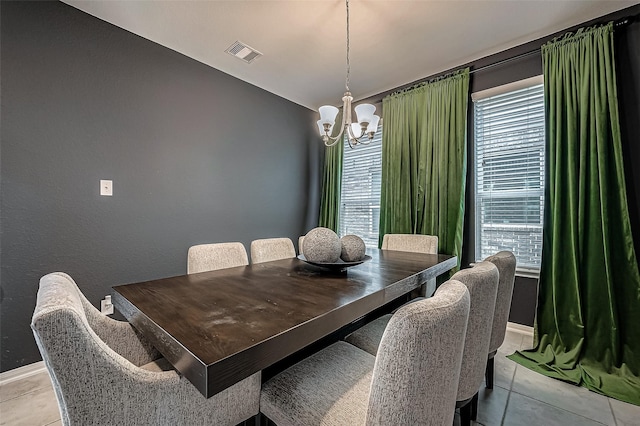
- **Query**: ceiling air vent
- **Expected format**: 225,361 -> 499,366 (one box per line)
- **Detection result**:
225,41 -> 262,64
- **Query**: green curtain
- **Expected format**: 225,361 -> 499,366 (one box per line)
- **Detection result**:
509,23 -> 640,405
379,69 -> 469,273
318,110 -> 344,232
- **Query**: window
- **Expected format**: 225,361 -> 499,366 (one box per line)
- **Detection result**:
473,77 -> 545,271
339,124 -> 383,248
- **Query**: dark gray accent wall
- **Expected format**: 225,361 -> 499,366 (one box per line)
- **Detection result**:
508,276 -> 538,326
0,1 -> 321,371
616,15 -> 640,262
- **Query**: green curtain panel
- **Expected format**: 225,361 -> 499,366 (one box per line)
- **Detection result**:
509,23 -> 640,405
379,69 -> 469,273
318,109 -> 344,232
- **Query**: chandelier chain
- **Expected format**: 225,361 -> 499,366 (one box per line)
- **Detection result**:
345,0 -> 350,92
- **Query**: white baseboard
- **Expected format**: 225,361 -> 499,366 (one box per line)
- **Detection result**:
507,322 -> 534,336
0,361 -> 46,386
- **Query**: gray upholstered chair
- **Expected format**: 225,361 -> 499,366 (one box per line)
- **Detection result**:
381,233 -> 438,254
187,242 -> 248,273
484,251 -> 517,389
382,233 -> 438,296
451,261 -> 499,426
343,233 -> 439,354
31,272 -> 260,426
260,279 -> 470,426
298,235 -> 305,255
343,312 -> 392,356
250,237 -> 296,264
345,261 -> 499,425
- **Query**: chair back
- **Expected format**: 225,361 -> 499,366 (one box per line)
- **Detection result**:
250,238 -> 296,264
187,242 -> 248,273
381,233 -> 438,254
31,273 -> 157,424
382,233 -> 438,295
451,261 -> 499,401
484,251 -> 517,353
366,280 -> 470,425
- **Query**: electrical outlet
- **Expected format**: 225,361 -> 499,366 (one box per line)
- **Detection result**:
101,295 -> 114,315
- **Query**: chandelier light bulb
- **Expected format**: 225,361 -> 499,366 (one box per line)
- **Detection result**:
367,115 -> 381,134
319,105 -> 339,125
354,103 -> 375,126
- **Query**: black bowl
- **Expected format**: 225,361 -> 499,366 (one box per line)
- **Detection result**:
297,254 -> 372,271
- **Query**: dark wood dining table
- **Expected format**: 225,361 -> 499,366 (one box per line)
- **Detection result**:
111,249 -> 457,398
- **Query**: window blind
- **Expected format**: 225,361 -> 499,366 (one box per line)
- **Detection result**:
339,125 -> 383,248
474,83 -> 545,270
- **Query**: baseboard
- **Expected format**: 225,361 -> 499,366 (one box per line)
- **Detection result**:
0,361 -> 46,386
507,321 -> 534,336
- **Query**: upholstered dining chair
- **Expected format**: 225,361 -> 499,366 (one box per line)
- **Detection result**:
31,272 -> 260,426
345,261 -> 498,425
250,237 -> 296,264
298,236 -> 305,255
343,313 -> 391,356
187,242 -> 248,273
260,279 -> 470,426
381,233 -> 438,254
451,261 -> 499,426
344,262 -> 499,426
343,233 -> 440,353
484,251 -> 517,389
382,233 -> 438,296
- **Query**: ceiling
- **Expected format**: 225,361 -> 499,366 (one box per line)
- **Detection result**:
62,1 -> 638,111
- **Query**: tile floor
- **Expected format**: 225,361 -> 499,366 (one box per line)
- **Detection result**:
0,327 -> 638,425
462,328 -> 640,426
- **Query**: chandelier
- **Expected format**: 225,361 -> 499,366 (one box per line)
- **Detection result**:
317,0 -> 380,149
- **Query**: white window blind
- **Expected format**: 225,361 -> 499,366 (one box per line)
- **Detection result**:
473,80 -> 545,271
339,125 -> 383,248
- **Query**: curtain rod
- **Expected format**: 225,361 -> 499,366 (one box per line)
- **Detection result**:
369,12 -> 638,104
469,50 -> 538,75
469,14 -> 636,76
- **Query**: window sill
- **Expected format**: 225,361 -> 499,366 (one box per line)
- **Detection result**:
515,269 -> 540,280
468,262 -> 540,280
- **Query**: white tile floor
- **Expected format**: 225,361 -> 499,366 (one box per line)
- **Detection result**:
0,327 -> 638,425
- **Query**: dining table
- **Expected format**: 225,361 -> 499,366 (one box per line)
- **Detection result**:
111,248 -> 458,398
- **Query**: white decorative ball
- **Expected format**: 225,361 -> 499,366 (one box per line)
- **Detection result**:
303,227 -> 341,263
340,235 -> 366,262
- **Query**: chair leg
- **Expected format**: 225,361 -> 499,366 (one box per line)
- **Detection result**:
459,401 -> 471,426
485,356 -> 495,389
470,392 -> 478,421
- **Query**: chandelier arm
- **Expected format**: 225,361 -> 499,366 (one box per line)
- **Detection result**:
346,122 -> 367,141
323,114 -> 347,147
345,125 -> 366,149
324,137 -> 341,147
345,123 -> 357,144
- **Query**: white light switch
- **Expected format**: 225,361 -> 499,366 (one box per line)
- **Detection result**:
100,180 -> 113,196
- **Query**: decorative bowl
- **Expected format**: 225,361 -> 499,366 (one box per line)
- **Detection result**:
297,254 -> 372,271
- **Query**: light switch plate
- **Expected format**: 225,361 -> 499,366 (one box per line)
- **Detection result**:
100,180 -> 113,196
